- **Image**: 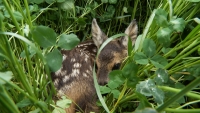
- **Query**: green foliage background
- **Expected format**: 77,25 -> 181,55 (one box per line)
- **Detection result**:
0,0 -> 200,113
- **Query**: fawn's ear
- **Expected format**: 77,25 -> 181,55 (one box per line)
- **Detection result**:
92,18 -> 108,48
121,20 -> 138,47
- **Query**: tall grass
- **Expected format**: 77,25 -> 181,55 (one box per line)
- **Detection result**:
0,0 -> 200,113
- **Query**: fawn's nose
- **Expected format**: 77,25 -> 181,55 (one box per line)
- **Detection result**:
98,77 -> 109,86
98,81 -> 108,86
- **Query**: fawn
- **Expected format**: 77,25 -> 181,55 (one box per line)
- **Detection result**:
51,19 -> 138,113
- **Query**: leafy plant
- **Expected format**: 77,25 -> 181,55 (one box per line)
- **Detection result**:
0,0 -> 200,113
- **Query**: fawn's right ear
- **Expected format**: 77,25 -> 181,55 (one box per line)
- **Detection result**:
92,18 -> 108,48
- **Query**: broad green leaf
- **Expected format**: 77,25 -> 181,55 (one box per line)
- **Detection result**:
109,70 -> 125,86
100,86 -> 111,94
101,0 -> 108,3
109,0 -> 117,4
150,55 -> 168,68
16,98 -> 32,108
150,60 -> 164,68
20,46 -> 36,58
29,108 -> 40,113
151,87 -> 164,104
111,89 -> 120,99
32,26 -> 57,48
154,68 -> 168,85
134,108 -> 157,113
29,5 -> 39,13
136,79 -> 155,96
52,107 -> 65,113
108,80 -> 120,89
136,79 -> 164,104
60,0 -> 74,11
37,101 -> 48,108
155,9 -> 169,27
170,18 -> 186,32
0,12 -> 5,20
109,70 -> 123,80
134,52 -> 148,65
157,27 -> 172,47
45,49 -> 62,72
57,34 -> 80,50
127,78 -> 139,88
143,38 -> 156,57
13,11 -> 23,21
0,71 -> 13,85
122,62 -> 138,79
77,18 -> 86,26
56,96 -> 71,109
106,5 -> 115,16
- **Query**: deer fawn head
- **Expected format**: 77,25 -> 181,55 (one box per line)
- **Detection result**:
92,19 -> 138,85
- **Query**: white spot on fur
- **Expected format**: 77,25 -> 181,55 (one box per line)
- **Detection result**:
63,54 -> 67,61
71,69 -> 80,77
71,58 -> 76,62
55,67 -> 67,76
63,75 -> 69,82
54,79 -> 59,86
73,63 -> 82,68
84,56 -> 88,62
83,72 -> 88,77
93,48 -> 96,52
89,66 -> 92,71
58,90 -> 65,97
86,70 -> 90,74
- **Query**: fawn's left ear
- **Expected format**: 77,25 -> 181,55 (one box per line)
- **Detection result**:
92,18 -> 108,48
121,20 -> 138,47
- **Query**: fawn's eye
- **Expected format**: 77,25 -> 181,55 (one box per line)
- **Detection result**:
112,63 -> 121,70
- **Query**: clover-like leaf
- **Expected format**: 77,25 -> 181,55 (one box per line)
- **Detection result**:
56,96 -> 71,109
100,86 -> 111,94
122,62 -> 138,79
58,34 -> 80,50
155,9 -> 169,27
45,49 -> 62,72
170,18 -> 186,32
32,26 -> 57,48
0,71 -> 13,85
150,55 -> 168,68
157,27 -> 172,47
134,52 -> 148,65
143,38 -> 156,57
154,68 -> 168,85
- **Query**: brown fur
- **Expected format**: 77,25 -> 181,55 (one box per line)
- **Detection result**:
51,19 -> 138,113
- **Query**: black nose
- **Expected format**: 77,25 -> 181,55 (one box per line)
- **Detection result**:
98,80 -> 108,86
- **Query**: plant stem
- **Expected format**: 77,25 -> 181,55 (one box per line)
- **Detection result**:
2,0 -> 22,35
156,76 -> 200,112
165,108 -> 200,113
158,86 -> 200,100
111,80 -> 127,113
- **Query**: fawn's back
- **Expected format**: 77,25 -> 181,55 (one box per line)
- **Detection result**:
52,19 -> 138,113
